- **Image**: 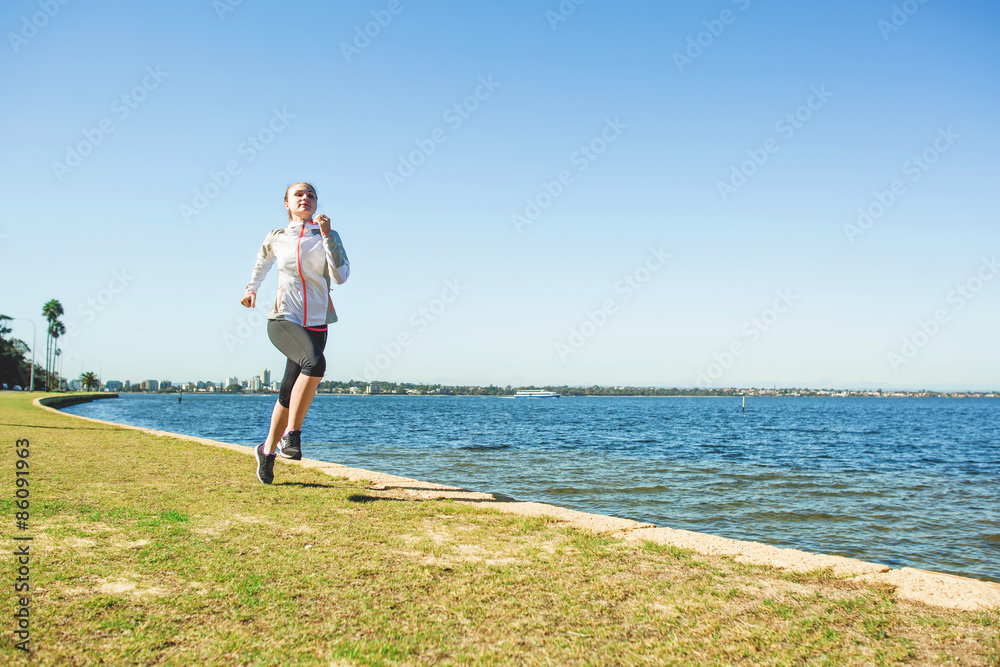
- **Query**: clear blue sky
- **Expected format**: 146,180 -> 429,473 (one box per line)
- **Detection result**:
2,0 -> 998,390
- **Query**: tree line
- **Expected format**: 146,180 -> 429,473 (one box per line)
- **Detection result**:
0,299 -> 99,391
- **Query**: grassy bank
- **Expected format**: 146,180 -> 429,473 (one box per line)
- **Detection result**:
1,392 -> 997,665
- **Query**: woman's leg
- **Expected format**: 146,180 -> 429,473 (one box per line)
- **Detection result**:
265,320 -> 328,450
262,401 -> 289,455
287,374 -> 323,430
262,355 -> 302,454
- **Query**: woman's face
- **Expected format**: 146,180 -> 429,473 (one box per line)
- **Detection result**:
285,183 -> 317,219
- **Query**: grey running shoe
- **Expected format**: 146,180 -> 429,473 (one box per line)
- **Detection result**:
276,430 -> 302,460
255,443 -> 275,484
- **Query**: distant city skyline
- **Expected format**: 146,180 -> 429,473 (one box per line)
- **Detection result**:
2,1 -> 998,391
79,373 -> 996,396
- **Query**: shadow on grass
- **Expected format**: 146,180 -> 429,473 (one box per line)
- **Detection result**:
347,494 -> 408,504
0,422 -> 106,430
277,482 -> 342,489
372,485 -> 519,503
445,494 -> 519,503
356,483 -> 518,503
346,492 -> 520,504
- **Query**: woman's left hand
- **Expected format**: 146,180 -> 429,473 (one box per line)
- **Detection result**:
315,214 -> 331,235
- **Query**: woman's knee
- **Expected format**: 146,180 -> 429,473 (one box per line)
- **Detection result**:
300,353 -> 326,377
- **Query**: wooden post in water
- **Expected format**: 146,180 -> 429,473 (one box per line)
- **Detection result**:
742,394 -> 745,413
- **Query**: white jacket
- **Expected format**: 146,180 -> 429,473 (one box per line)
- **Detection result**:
245,220 -> 350,327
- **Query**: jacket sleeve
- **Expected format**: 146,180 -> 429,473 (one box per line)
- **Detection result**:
245,230 -> 278,295
323,229 -> 350,285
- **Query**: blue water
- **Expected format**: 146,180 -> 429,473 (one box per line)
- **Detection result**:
64,395 -> 1000,582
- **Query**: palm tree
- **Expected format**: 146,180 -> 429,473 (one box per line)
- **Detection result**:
79,371 -> 100,392
53,346 -> 63,391
47,321 -> 66,390
41,299 -> 64,390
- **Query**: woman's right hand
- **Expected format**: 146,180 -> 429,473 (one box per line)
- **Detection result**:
241,294 -> 256,308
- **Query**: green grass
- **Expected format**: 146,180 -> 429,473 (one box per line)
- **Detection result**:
1,391 -> 998,665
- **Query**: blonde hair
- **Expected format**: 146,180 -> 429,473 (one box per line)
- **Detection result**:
284,182 -> 317,220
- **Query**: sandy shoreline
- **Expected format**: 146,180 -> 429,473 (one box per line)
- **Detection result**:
37,394 -> 1000,612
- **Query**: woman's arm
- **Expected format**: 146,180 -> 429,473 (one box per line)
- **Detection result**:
242,230 -> 278,306
316,215 -> 350,285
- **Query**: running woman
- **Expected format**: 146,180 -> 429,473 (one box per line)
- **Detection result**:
241,182 -> 350,484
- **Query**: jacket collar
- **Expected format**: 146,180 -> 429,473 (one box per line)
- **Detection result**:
287,219 -> 320,230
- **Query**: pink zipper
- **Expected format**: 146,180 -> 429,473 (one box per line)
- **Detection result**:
296,225 -> 308,326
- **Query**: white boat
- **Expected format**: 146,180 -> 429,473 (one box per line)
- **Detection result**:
513,389 -> 560,398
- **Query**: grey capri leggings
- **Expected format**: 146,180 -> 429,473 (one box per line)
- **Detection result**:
267,319 -> 327,408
